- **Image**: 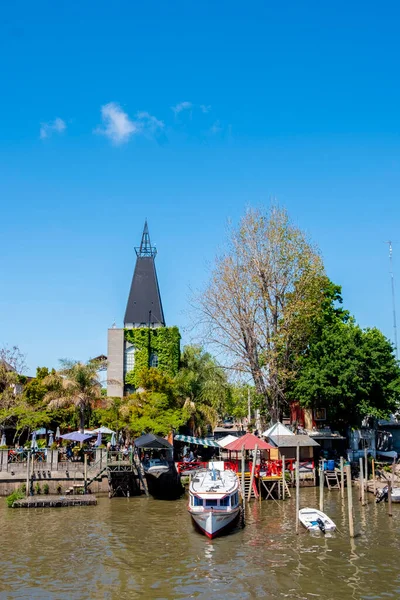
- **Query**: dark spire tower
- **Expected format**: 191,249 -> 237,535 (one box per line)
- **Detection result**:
124,221 -> 165,328
107,221 -> 179,398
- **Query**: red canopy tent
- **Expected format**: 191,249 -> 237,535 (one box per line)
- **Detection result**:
224,433 -> 273,452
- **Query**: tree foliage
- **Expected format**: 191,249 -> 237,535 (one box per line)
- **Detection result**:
196,205 -> 325,420
288,284 -> 400,427
43,359 -> 103,432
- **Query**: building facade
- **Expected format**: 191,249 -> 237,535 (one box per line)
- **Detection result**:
107,222 -> 180,398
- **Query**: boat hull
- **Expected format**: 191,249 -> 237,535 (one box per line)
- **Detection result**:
189,508 -> 241,539
145,466 -> 184,500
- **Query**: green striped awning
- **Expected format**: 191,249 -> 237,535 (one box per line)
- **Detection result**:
174,434 -> 220,448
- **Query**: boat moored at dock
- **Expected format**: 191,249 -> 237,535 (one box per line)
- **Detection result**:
188,467 -> 242,539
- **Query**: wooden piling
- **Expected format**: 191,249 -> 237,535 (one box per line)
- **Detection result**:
282,455 -> 285,500
319,466 -> 324,512
84,453 -> 88,493
372,459 -> 376,496
340,456 -> 344,500
295,444 -> 300,535
26,451 -> 30,497
359,457 -> 365,505
388,480 -> 393,517
248,444 -> 258,502
364,448 -> 368,493
345,464 -> 355,538
241,444 -> 245,507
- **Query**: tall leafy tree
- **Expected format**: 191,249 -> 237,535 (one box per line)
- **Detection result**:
196,205 -> 325,421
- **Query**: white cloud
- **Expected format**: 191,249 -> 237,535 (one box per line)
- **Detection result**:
40,117 -> 66,139
171,101 -> 192,115
136,111 -> 165,135
200,104 -> 211,114
96,103 -> 165,145
95,102 -> 137,145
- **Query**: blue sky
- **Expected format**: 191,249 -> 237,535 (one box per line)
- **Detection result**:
1,1 -> 400,374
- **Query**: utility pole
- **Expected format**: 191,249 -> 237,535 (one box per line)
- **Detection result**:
386,241 -> 398,359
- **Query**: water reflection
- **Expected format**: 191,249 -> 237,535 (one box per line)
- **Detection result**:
0,488 -> 399,599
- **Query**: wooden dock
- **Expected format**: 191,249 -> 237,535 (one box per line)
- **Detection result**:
12,494 -> 97,508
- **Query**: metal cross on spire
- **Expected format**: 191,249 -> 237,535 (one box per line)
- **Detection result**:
135,220 -> 157,258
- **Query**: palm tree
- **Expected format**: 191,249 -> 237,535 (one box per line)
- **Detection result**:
44,359 -> 103,432
175,346 -> 230,435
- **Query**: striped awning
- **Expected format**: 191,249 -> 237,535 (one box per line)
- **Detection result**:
174,434 -> 220,448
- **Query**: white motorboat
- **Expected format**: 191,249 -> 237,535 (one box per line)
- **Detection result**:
299,508 -> 336,533
188,467 -> 242,539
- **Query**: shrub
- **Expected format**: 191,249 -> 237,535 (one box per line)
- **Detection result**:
6,487 -> 25,508
0,445 -> 8,450
43,483 -> 49,495
35,482 -> 41,495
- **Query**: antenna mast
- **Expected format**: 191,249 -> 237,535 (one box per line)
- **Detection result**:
387,241 -> 398,359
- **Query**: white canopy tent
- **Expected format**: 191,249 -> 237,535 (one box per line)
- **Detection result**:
218,434 -> 240,448
262,422 -> 294,438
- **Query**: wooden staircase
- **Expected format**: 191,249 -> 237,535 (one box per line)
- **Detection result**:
325,469 -> 340,490
238,472 -> 259,500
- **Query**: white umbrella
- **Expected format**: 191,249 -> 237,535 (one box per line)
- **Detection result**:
111,432 -> 116,447
0,432 -> 6,446
31,431 -> 38,450
92,426 -> 116,434
48,433 -> 54,446
95,431 -> 102,447
55,427 -> 61,440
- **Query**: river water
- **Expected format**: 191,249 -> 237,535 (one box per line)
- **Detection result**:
0,487 -> 399,600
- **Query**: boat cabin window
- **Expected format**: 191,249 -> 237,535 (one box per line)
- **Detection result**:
231,492 -> 238,506
193,496 -> 203,507
220,496 -> 229,507
205,499 -> 218,507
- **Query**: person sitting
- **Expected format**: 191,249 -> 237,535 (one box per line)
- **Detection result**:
189,450 -> 195,462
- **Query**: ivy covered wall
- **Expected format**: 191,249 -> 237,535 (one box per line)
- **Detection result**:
124,326 -> 181,388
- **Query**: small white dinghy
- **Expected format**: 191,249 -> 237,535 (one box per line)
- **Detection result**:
299,508 -> 336,533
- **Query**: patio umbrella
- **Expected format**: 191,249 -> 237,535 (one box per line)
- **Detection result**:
94,431 -> 102,447
31,431 -> 38,450
32,428 -> 53,436
0,432 -> 6,446
48,432 -> 54,446
92,426 -> 116,434
60,431 -> 94,443
55,427 -> 61,440
110,432 -> 116,447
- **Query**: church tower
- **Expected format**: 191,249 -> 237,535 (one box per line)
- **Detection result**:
107,222 -> 180,398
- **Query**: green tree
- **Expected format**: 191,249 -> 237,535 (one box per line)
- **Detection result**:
174,346 -> 231,434
288,300 -> 400,428
123,368 -> 187,437
43,359 -> 103,432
